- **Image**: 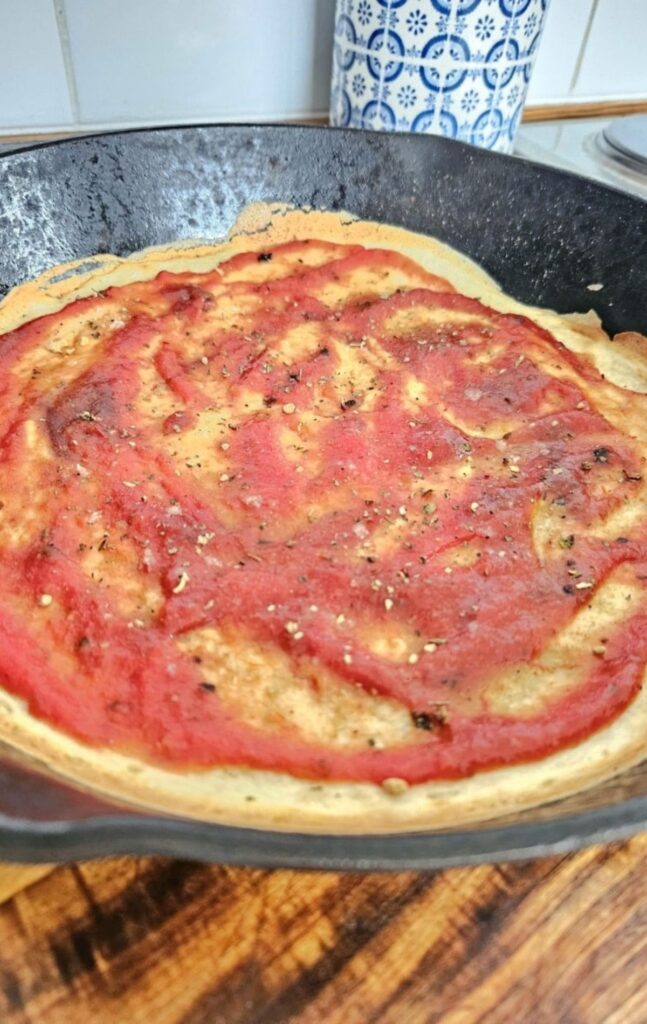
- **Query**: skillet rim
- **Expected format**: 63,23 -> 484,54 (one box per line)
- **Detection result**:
0,122 -> 646,867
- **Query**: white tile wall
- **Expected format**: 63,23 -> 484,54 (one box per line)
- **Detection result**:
574,0 -> 647,99
0,0 -> 645,135
64,0 -> 335,126
526,0 -> 594,104
0,0 -> 72,129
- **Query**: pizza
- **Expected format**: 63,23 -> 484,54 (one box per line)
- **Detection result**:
0,205 -> 646,833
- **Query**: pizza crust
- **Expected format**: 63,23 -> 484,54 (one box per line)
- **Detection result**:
1,669 -> 647,834
1,203 -> 647,834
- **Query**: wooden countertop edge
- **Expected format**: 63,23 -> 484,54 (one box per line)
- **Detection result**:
1,99 -> 646,147
523,97 -> 647,122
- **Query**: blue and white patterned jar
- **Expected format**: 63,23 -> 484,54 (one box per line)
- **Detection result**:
330,0 -> 550,153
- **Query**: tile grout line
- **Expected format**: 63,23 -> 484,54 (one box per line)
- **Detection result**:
375,0 -> 394,122
569,0 -> 600,94
345,40 -> 534,72
52,0 -> 81,126
431,0 -> 459,135
489,3 -> 518,133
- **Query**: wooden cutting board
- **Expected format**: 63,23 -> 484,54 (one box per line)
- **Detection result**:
0,837 -> 646,1023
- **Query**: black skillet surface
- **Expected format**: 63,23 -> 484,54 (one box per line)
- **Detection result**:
0,124 -> 646,869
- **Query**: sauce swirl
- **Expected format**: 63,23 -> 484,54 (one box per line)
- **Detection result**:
0,239 -> 645,783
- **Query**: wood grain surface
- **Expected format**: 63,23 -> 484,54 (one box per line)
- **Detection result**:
0,838 -> 646,1023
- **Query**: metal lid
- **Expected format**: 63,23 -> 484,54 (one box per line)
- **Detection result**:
602,113 -> 647,169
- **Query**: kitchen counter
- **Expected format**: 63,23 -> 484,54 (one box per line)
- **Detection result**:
0,837 -> 645,1022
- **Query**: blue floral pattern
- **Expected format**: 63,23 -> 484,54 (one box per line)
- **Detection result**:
483,37 -> 519,90
367,28 -> 405,81
432,0 -> 480,13
471,107 -> 504,147
397,83 -> 418,108
474,14 -> 496,39
412,108 -> 459,137
421,34 -> 470,93
361,99 -> 396,129
461,88 -> 480,112
435,14 -> 468,34
377,8 -> 400,27
330,0 -> 549,153
405,9 -> 428,35
355,0 -> 372,26
499,0 -> 532,15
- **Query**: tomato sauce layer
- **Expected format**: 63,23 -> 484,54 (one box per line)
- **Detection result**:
0,238 -> 646,784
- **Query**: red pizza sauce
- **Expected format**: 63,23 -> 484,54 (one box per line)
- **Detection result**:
0,238 -> 646,784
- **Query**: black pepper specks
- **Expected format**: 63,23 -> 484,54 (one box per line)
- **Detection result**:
411,711 -> 433,730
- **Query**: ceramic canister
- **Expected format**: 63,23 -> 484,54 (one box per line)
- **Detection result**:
330,0 -> 550,153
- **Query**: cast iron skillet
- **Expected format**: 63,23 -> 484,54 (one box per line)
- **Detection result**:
0,124 -> 646,869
